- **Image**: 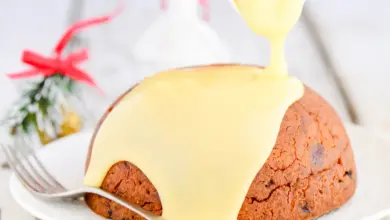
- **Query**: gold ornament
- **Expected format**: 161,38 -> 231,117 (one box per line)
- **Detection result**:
37,107 -> 82,145
58,108 -> 82,138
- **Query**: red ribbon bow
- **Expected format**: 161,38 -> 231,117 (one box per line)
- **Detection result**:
8,2 -> 124,89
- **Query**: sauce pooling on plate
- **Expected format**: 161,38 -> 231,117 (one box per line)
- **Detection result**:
84,1 -> 306,219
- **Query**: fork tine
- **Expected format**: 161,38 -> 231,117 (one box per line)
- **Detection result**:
19,138 -> 65,191
15,140 -> 59,193
30,153 -> 66,190
1,144 -> 45,193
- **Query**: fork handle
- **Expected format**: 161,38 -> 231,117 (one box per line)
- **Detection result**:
84,187 -> 165,220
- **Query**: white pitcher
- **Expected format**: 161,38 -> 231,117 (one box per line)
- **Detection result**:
132,0 -> 231,80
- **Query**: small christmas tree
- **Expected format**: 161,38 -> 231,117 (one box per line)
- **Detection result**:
4,3 -> 123,145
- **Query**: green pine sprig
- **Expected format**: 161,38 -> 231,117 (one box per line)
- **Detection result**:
4,73 -> 76,138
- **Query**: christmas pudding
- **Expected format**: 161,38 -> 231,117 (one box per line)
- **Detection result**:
83,64 -> 356,220
83,0 -> 356,219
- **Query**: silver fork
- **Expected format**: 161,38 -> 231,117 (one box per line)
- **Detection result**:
1,143 -> 164,220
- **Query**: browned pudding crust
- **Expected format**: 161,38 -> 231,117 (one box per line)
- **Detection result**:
84,85 -> 356,220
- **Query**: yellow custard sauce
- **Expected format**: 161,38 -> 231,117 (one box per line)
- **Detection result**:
234,0 -> 305,76
84,0 -> 306,219
84,65 -> 303,220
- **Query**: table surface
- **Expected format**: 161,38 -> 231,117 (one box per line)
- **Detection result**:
1,0 -> 390,219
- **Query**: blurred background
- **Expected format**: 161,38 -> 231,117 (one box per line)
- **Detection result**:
0,0 -> 389,219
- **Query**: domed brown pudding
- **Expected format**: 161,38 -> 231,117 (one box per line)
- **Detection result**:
84,65 -> 356,220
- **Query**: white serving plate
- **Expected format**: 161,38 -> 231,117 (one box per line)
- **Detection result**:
9,123 -> 390,220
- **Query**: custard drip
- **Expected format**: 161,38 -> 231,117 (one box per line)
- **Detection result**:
234,0 -> 305,76
85,0 -> 306,219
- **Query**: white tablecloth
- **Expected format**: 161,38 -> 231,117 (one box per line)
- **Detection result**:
0,169 -> 35,220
